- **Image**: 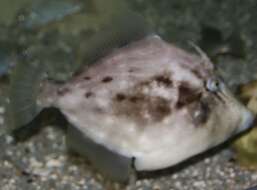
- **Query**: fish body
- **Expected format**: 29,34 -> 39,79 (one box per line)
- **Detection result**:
52,35 -> 254,173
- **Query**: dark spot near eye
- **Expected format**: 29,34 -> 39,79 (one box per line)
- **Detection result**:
57,87 -> 70,96
129,95 -> 144,103
116,93 -> 126,101
102,76 -> 113,83
176,82 -> 201,108
156,103 -> 171,117
84,76 -> 91,80
191,101 -> 210,126
154,75 -> 173,87
85,92 -> 94,98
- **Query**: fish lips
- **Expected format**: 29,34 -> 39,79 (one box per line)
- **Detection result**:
238,110 -> 255,133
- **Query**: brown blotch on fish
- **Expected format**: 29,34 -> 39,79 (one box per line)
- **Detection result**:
176,82 -> 201,108
84,76 -> 91,80
134,73 -> 173,92
102,76 -> 113,83
116,93 -> 126,102
153,75 -> 173,87
196,102 -> 210,125
85,92 -> 94,98
113,93 -> 171,124
129,95 -> 145,103
188,101 -> 210,126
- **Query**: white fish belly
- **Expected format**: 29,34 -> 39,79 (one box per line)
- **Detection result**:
58,96 -> 210,171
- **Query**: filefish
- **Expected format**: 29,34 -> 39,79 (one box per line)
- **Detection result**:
6,0 -> 254,184
53,35 -> 254,182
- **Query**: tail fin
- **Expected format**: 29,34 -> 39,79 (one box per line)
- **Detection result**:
6,59 -> 45,133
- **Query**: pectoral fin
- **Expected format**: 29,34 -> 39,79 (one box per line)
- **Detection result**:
6,60 -> 45,133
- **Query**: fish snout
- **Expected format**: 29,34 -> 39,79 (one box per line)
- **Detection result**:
238,110 -> 255,133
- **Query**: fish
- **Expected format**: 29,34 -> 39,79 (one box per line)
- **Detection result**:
6,0 -> 255,185
48,34 -> 254,182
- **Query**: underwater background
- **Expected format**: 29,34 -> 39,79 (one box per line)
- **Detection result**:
0,0 -> 257,189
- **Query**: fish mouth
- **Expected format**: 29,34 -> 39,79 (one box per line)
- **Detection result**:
238,110 -> 255,133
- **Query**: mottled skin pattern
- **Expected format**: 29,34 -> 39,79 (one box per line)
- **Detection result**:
50,35 -> 253,172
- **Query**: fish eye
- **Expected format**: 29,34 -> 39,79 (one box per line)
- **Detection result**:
206,78 -> 220,92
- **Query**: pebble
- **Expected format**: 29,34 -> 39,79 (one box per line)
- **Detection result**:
251,174 -> 257,181
174,181 -> 182,188
5,135 -> 14,144
46,159 -> 63,168
193,181 -> 206,188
